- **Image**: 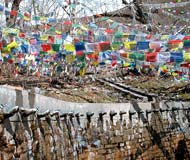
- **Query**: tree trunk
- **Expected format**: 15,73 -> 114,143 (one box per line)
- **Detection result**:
122,0 -> 148,24
133,0 -> 148,24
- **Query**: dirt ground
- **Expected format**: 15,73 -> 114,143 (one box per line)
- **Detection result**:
43,82 -> 131,103
0,74 -> 190,102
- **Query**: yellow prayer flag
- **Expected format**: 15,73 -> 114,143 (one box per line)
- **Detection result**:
47,50 -> 56,54
40,17 -> 48,22
55,30 -> 62,35
178,42 -> 183,48
92,61 -> 99,66
122,33 -> 129,38
66,54 -> 75,64
80,67 -> 86,77
24,16 -> 30,21
80,25 -> 88,31
41,34 -> 48,41
7,41 -> 18,52
124,41 -> 137,50
76,29 -> 82,35
161,35 -> 169,41
123,62 -> 130,67
107,19 -> 113,23
64,43 -> 75,52
184,52 -> 190,62
172,72 -> 178,76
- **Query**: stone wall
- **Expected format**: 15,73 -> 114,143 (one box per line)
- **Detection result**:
0,101 -> 190,159
0,85 -> 190,159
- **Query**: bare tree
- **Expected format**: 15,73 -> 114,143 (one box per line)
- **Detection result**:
100,0 -> 148,24
5,0 -> 22,27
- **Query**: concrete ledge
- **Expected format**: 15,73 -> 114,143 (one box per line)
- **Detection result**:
0,85 -> 151,115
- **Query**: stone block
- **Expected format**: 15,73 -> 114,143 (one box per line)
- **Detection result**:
98,149 -> 107,154
114,136 -> 123,143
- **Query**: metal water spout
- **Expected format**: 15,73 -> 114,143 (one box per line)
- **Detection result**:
86,112 -> 94,124
119,111 -> 126,122
98,112 -> 107,124
146,109 -> 152,121
20,108 -> 37,117
4,106 -> 19,119
129,110 -> 136,122
75,113 -> 84,126
110,110 -> 117,123
98,112 -> 107,131
37,110 -> 50,118
68,112 -> 75,127
137,110 -> 144,123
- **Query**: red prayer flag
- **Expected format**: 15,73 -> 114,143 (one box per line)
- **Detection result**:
112,60 -> 117,67
41,44 -> 51,52
10,10 -> 17,16
183,36 -> 190,40
76,51 -> 84,56
105,29 -> 113,34
145,52 -> 157,62
48,36 -> 54,44
19,32 -> 25,38
64,21 -> 72,25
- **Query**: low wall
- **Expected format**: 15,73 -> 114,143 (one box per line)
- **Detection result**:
0,85 -> 190,159
0,85 -> 152,115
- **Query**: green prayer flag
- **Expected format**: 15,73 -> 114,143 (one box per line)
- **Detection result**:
114,31 -> 123,38
50,27 -> 56,32
70,3 -> 76,9
52,44 -> 60,51
56,65 -> 62,73
111,22 -> 119,29
77,54 -> 86,62
32,16 -> 40,21
72,24 -> 80,28
40,51 -> 47,55
112,41 -> 123,50
18,13 -> 24,18
101,17 -> 108,21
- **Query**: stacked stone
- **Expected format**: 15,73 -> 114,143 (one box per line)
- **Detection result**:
0,103 -> 190,159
